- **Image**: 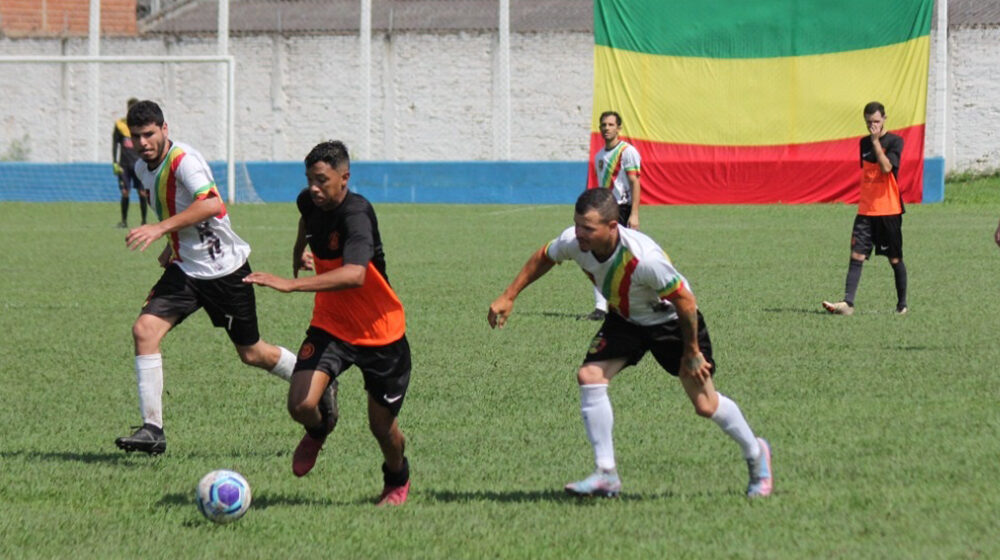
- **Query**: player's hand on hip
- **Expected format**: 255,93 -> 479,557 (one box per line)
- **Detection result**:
487,297 -> 513,329
679,351 -> 712,384
126,224 -> 166,252
244,271 -> 293,293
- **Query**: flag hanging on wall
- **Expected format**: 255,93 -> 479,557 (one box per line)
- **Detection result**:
590,0 -> 933,204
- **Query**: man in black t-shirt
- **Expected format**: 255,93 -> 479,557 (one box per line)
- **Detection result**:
244,141 -> 412,507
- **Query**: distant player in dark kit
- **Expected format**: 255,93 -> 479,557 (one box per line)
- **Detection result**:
112,98 -> 148,228
823,101 -> 908,315
114,100 -> 299,455
488,188 -> 773,499
244,140 -> 413,507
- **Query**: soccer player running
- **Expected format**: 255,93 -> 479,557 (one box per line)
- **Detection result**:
115,100 -> 300,455
583,110 -> 641,321
823,101 -> 908,315
488,188 -> 773,498
112,98 -> 148,228
243,141 -> 412,507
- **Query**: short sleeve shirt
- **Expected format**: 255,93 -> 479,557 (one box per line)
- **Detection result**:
594,141 -> 641,205
859,133 -> 902,180
134,141 -> 250,279
297,189 -> 405,346
545,226 -> 688,326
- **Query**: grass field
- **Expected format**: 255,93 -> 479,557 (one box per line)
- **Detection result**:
2,180 -> 999,559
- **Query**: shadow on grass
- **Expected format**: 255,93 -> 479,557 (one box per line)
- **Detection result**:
0,448 -> 290,464
423,488 -> 679,503
0,450 -> 137,464
159,491 -> 347,510
518,310 -> 587,320
762,307 -> 828,315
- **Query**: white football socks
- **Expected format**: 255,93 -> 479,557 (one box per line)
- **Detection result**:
580,384 -> 616,471
593,285 -> 608,313
135,353 -> 164,429
269,346 -> 296,382
710,393 -> 761,460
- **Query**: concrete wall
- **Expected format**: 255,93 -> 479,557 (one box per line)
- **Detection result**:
1,25 -> 997,173
0,30 -> 592,164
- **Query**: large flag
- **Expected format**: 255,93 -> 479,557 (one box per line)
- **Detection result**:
590,0 -> 933,204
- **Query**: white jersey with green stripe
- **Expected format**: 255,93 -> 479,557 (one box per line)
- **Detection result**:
134,141 -> 251,279
545,226 -> 688,326
594,141 -> 640,205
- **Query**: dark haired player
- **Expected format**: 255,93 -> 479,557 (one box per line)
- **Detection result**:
823,101 -> 908,315
244,140 -> 412,507
488,188 -> 772,498
584,110 -> 642,321
115,100 -> 301,455
112,97 -> 148,227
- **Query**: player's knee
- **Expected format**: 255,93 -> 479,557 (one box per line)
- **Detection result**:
131,318 -> 158,345
237,348 -> 262,367
368,416 -> 400,442
576,366 -> 602,385
693,400 -> 716,418
236,344 -> 269,368
287,398 -> 314,423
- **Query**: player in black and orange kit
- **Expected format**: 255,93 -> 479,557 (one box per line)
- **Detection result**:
822,101 -> 908,315
112,98 -> 148,228
244,140 -> 412,507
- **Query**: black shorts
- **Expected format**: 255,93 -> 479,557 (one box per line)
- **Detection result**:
851,214 -> 903,259
582,310 -> 715,377
141,261 -> 261,346
295,327 -> 411,416
117,164 -> 145,193
618,203 -> 632,226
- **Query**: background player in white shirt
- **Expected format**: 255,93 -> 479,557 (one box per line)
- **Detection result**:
585,110 -> 642,321
488,188 -> 772,498
114,100 -> 306,455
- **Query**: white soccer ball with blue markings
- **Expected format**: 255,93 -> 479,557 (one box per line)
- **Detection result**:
196,469 -> 251,524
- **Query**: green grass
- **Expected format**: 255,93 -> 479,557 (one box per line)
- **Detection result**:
2,181 -> 999,559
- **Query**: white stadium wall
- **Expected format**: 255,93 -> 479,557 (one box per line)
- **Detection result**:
0,26 -> 998,173
0,31 -> 592,165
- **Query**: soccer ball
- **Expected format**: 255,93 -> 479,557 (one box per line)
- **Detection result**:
195,469 -> 251,524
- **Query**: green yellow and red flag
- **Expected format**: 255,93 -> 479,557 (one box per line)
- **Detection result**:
590,0 -> 933,204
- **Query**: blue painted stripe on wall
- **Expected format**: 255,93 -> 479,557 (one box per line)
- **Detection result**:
246,161 -> 589,203
0,159 -> 947,204
922,157 -> 945,203
0,161 -> 589,204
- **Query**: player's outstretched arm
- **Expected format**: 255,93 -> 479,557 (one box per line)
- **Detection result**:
245,263 -> 366,294
669,287 -> 712,383
488,247 -> 555,329
126,195 -> 223,252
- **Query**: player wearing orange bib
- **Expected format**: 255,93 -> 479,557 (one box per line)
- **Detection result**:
823,101 -> 908,315
244,141 -> 412,507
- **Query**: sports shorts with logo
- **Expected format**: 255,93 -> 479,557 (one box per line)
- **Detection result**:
851,214 -> 903,259
141,261 -> 260,346
583,310 -> 716,377
295,326 -> 411,416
